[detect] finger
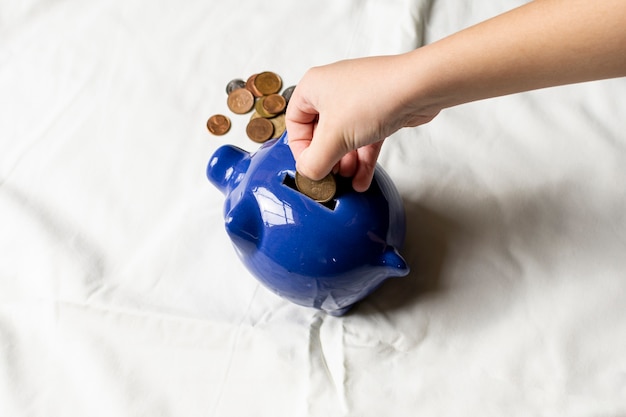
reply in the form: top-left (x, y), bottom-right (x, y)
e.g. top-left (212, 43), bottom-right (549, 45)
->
top-left (288, 129), bottom-right (313, 162)
top-left (352, 141), bottom-right (384, 192)
top-left (295, 117), bottom-right (350, 180)
top-left (285, 88), bottom-right (318, 160)
top-left (337, 150), bottom-right (358, 179)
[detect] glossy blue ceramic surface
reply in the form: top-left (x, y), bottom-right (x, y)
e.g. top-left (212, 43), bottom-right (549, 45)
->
top-left (207, 131), bottom-right (409, 315)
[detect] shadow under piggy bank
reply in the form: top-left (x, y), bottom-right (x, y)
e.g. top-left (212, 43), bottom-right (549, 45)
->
top-left (207, 132), bottom-right (409, 316)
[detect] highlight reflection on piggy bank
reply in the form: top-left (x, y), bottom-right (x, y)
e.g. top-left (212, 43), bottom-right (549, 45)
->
top-left (207, 132), bottom-right (409, 316)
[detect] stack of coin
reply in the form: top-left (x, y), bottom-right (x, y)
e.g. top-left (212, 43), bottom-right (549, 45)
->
top-left (206, 71), bottom-right (296, 144)
top-left (205, 73), bottom-right (339, 202)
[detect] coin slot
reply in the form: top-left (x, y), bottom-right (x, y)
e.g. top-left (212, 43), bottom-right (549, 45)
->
top-left (282, 173), bottom-right (337, 210)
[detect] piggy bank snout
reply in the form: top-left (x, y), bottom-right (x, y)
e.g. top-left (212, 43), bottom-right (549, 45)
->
top-left (207, 145), bottom-right (250, 194)
top-left (224, 196), bottom-right (262, 246)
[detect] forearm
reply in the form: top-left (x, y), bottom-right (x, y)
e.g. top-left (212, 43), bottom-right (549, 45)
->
top-left (285, 0), bottom-right (625, 190)
top-left (406, 0), bottom-right (626, 113)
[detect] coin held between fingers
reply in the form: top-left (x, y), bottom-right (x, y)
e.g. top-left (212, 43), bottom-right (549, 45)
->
top-left (295, 171), bottom-right (337, 203)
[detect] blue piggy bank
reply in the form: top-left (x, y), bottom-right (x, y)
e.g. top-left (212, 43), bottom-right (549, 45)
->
top-left (207, 132), bottom-right (409, 316)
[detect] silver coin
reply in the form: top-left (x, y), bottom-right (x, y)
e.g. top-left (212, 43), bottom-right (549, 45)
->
top-left (226, 78), bottom-right (246, 95)
top-left (281, 85), bottom-right (296, 104)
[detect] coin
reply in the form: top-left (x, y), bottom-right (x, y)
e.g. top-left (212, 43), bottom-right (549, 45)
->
top-left (281, 85), bottom-right (296, 104)
top-left (255, 96), bottom-right (275, 118)
top-left (246, 73), bottom-right (263, 97)
top-left (246, 117), bottom-right (274, 143)
top-left (227, 88), bottom-right (254, 114)
top-left (254, 71), bottom-right (282, 95)
top-left (295, 171), bottom-right (336, 203)
top-left (226, 78), bottom-right (246, 95)
top-left (262, 93), bottom-right (286, 114)
top-left (207, 72), bottom-right (288, 141)
top-left (269, 113), bottom-right (286, 138)
top-left (206, 114), bottom-right (231, 135)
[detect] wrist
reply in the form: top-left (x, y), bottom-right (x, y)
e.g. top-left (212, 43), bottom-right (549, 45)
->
top-left (390, 49), bottom-right (451, 127)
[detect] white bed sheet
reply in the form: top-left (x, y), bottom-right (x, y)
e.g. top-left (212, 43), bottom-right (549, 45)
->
top-left (2, 0), bottom-right (626, 416)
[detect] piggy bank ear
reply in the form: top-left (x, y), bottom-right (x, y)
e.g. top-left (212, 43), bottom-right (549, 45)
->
top-left (207, 145), bottom-right (250, 194)
top-left (376, 246), bottom-right (410, 277)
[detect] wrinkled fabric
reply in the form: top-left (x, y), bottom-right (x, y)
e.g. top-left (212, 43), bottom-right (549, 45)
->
top-left (1, 0), bottom-right (626, 416)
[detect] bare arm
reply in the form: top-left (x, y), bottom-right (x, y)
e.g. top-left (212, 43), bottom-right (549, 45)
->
top-left (286, 0), bottom-right (626, 191)
top-left (413, 0), bottom-right (626, 111)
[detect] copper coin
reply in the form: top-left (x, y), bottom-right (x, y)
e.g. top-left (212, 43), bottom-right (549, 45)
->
top-left (254, 71), bottom-right (282, 95)
top-left (295, 171), bottom-right (336, 203)
top-left (226, 78), bottom-right (246, 95)
top-left (254, 96), bottom-right (275, 118)
top-left (246, 117), bottom-right (274, 143)
top-left (281, 85), bottom-right (296, 104)
top-left (246, 73), bottom-right (263, 97)
top-left (206, 114), bottom-right (231, 135)
top-left (227, 88), bottom-right (254, 114)
top-left (262, 93), bottom-right (286, 114)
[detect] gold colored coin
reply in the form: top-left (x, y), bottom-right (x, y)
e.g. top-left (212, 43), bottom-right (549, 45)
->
top-left (262, 93), bottom-right (286, 114)
top-left (206, 114), bottom-right (231, 135)
top-left (270, 113), bottom-right (286, 139)
top-left (254, 96), bottom-right (275, 118)
top-left (295, 171), bottom-right (336, 203)
top-left (254, 71), bottom-right (282, 95)
top-left (246, 73), bottom-right (263, 97)
top-left (227, 88), bottom-right (254, 114)
top-left (246, 117), bottom-right (274, 143)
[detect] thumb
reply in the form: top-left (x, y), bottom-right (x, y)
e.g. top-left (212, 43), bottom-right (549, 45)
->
top-left (295, 121), bottom-right (349, 181)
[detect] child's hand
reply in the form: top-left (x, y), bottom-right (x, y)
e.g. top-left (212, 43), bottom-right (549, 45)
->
top-left (285, 55), bottom-right (439, 192)
top-left (286, 0), bottom-right (626, 193)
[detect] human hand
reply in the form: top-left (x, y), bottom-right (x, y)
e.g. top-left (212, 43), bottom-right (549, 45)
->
top-left (285, 55), bottom-right (440, 192)
top-left (288, 0), bottom-right (626, 193)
